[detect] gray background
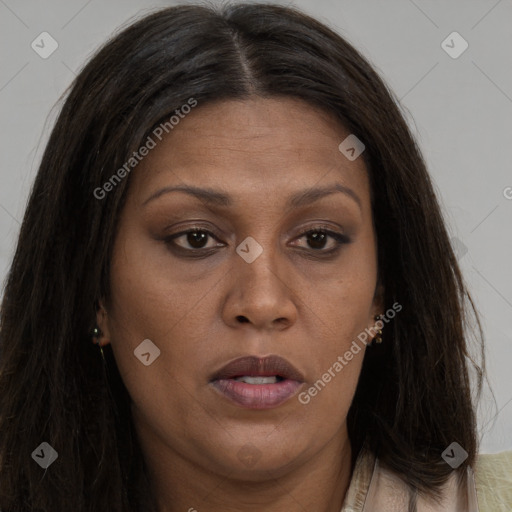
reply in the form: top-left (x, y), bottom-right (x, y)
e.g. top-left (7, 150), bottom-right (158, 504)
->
top-left (0, 0), bottom-right (511, 452)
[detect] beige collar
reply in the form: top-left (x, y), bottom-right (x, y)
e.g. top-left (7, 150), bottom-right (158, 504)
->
top-left (340, 446), bottom-right (479, 511)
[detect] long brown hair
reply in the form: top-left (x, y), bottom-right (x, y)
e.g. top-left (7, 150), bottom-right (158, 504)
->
top-left (0, 2), bottom-right (487, 510)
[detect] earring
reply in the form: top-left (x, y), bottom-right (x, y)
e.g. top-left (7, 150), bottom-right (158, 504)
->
top-left (371, 314), bottom-right (384, 345)
top-left (91, 325), bottom-right (107, 363)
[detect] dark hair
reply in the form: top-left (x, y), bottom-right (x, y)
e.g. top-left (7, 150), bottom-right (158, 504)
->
top-left (0, 2), bottom-right (488, 510)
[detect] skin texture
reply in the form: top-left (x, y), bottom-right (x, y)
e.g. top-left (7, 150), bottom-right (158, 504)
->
top-left (96, 96), bottom-right (384, 512)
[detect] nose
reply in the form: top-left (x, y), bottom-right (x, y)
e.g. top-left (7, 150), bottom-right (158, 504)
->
top-left (222, 240), bottom-right (298, 332)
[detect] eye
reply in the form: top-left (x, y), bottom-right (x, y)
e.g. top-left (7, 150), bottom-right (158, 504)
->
top-left (163, 225), bottom-right (350, 256)
top-left (293, 227), bottom-right (350, 252)
top-left (165, 228), bottom-right (223, 252)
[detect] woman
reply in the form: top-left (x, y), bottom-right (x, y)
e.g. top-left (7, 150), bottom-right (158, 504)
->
top-left (0, 3), bottom-right (510, 511)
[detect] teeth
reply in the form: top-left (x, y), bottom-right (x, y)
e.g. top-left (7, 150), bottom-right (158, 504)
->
top-left (234, 376), bottom-right (278, 384)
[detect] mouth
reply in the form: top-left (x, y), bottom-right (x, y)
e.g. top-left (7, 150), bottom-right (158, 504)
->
top-left (209, 355), bottom-right (304, 410)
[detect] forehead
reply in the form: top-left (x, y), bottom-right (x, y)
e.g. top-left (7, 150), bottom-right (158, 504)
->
top-left (127, 96), bottom-right (370, 210)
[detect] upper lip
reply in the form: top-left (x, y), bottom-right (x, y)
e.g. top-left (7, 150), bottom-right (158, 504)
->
top-left (209, 355), bottom-right (305, 382)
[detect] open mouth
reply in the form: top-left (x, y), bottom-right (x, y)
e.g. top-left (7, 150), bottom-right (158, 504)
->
top-left (232, 375), bottom-right (285, 384)
top-left (209, 355), bottom-right (304, 409)
top-left (210, 376), bottom-right (302, 409)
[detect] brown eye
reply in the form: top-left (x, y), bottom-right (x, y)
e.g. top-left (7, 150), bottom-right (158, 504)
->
top-left (295, 228), bottom-right (350, 252)
top-left (166, 229), bottom-right (222, 251)
top-left (305, 231), bottom-right (329, 250)
top-left (182, 230), bottom-right (209, 249)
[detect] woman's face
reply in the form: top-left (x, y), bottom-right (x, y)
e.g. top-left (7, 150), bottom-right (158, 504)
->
top-left (97, 96), bottom-right (383, 480)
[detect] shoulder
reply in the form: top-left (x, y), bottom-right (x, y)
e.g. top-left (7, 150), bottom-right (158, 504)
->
top-left (473, 450), bottom-right (512, 511)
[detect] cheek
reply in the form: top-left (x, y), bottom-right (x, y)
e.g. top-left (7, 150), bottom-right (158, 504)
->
top-left (106, 256), bottom-right (206, 443)
top-left (106, 233), bottom-right (217, 404)
top-left (295, 346), bottom-right (364, 444)
top-left (297, 249), bottom-right (376, 409)
top-left (311, 260), bottom-right (377, 348)
top-left (107, 230), bottom-right (197, 345)
top-left (328, 232), bottom-right (378, 331)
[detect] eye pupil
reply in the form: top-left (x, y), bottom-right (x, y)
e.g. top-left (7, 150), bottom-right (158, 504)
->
top-left (187, 231), bottom-right (208, 248)
top-left (308, 232), bottom-right (327, 249)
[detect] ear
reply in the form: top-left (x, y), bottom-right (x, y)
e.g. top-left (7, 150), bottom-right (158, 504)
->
top-left (95, 298), bottom-right (112, 347)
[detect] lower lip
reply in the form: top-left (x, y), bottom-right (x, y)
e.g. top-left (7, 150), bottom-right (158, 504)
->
top-left (210, 378), bottom-right (303, 409)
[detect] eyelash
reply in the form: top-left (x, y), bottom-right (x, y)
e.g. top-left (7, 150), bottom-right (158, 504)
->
top-left (164, 225), bottom-right (350, 257)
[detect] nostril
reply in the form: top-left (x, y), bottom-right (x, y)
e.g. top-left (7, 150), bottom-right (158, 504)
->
top-left (236, 316), bottom-right (249, 323)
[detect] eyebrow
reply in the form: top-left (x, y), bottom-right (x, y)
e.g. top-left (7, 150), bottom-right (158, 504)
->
top-left (142, 183), bottom-right (362, 211)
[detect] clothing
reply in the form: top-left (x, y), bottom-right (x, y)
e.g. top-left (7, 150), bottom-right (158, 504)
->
top-left (340, 446), bottom-right (512, 511)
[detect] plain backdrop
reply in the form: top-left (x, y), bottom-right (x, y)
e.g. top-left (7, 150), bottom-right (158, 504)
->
top-left (0, 0), bottom-right (511, 452)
